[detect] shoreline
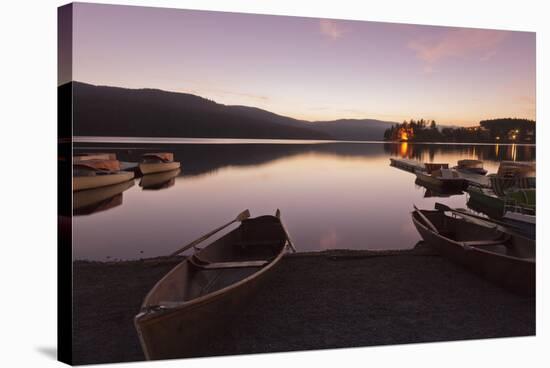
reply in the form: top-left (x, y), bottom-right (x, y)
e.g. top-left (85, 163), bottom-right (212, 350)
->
top-left (73, 245), bottom-right (535, 365)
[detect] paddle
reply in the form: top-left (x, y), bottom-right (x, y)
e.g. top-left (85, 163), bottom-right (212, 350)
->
top-left (276, 209), bottom-right (297, 253)
top-left (434, 202), bottom-right (515, 234)
top-left (413, 204), bottom-right (439, 234)
top-left (169, 209), bottom-right (251, 256)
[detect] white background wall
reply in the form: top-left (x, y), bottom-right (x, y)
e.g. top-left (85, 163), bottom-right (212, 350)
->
top-left (0, 0), bottom-right (547, 367)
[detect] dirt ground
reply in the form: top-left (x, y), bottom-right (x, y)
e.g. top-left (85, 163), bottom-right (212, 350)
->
top-left (72, 245), bottom-right (535, 365)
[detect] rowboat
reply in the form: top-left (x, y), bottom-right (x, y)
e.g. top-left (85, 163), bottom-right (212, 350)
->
top-left (139, 152), bottom-right (181, 175)
top-left (415, 177), bottom-right (463, 198)
top-left (73, 159), bottom-right (134, 191)
top-left (139, 168), bottom-right (180, 190)
top-left (135, 209), bottom-right (296, 360)
top-left (453, 159), bottom-right (487, 175)
top-left (73, 180), bottom-right (134, 215)
top-left (411, 205), bottom-right (535, 295)
top-left (467, 185), bottom-right (535, 218)
top-left (496, 161), bottom-right (535, 178)
top-left (415, 167), bottom-right (466, 192)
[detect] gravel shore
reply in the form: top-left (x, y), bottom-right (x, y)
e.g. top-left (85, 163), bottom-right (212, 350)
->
top-left (73, 245), bottom-right (535, 365)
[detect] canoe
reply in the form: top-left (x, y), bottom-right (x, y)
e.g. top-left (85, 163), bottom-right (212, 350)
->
top-left (135, 210), bottom-right (293, 360)
top-left (415, 168), bottom-right (466, 192)
top-left (73, 180), bottom-right (134, 215)
top-left (139, 152), bottom-right (181, 175)
top-left (411, 207), bottom-right (535, 295)
top-left (139, 168), bottom-right (180, 190)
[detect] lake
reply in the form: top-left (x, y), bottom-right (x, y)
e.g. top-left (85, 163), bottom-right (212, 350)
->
top-left (72, 139), bottom-right (535, 260)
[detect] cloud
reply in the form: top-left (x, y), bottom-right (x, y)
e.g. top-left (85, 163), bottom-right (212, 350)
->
top-left (319, 19), bottom-right (346, 40)
top-left (408, 28), bottom-right (507, 64)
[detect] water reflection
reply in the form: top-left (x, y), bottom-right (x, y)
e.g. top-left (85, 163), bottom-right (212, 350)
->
top-left (140, 169), bottom-right (181, 190)
top-left (72, 142), bottom-right (535, 260)
top-left (73, 180), bottom-right (134, 216)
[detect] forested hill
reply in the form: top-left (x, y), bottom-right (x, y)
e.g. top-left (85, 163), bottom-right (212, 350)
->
top-left (65, 82), bottom-right (397, 141)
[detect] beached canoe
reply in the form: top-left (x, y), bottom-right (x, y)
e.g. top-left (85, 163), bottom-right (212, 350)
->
top-left (73, 159), bottom-right (134, 191)
top-left (139, 152), bottom-right (181, 175)
top-left (135, 210), bottom-right (294, 360)
top-left (415, 168), bottom-right (466, 192)
top-left (411, 206), bottom-right (535, 295)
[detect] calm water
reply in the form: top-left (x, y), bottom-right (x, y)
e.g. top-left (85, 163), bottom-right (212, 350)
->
top-left (72, 139), bottom-right (535, 260)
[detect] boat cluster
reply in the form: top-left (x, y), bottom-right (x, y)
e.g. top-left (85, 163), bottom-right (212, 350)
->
top-left (72, 152), bottom-right (181, 215)
top-left (390, 157), bottom-right (536, 296)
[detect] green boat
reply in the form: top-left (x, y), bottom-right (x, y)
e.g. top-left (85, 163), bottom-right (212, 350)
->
top-left (467, 185), bottom-right (535, 218)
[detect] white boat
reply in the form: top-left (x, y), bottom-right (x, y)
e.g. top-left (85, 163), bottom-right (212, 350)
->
top-left (139, 152), bottom-right (181, 175)
top-left (73, 180), bottom-right (134, 215)
top-left (73, 159), bottom-right (134, 191)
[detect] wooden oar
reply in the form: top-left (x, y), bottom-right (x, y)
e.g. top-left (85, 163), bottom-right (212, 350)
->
top-left (413, 204), bottom-right (439, 234)
top-left (169, 209), bottom-right (251, 256)
top-left (276, 209), bottom-right (297, 252)
top-left (434, 202), bottom-right (514, 234)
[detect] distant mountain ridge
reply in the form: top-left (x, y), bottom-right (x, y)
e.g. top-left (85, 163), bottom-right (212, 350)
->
top-left (66, 82), bottom-right (398, 141)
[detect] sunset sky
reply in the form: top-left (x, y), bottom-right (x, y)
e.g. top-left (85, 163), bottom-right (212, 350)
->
top-left (71, 3), bottom-right (535, 126)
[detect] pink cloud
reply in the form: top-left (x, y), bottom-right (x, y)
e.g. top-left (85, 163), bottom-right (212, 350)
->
top-left (319, 19), bottom-right (346, 40)
top-left (408, 29), bottom-right (508, 64)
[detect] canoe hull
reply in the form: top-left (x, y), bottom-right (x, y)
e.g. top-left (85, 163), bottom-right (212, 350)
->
top-left (135, 257), bottom-right (280, 360)
top-left (73, 171), bottom-right (134, 191)
top-left (135, 214), bottom-right (289, 360)
top-left (412, 210), bottom-right (535, 295)
top-left (139, 162), bottom-right (181, 175)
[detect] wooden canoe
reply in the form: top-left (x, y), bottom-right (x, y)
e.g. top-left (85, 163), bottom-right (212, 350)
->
top-left (134, 211), bottom-right (293, 360)
top-left (411, 207), bottom-right (535, 295)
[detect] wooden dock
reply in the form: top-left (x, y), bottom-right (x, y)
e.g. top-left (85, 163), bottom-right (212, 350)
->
top-left (389, 158), bottom-right (491, 188)
top-left (389, 158), bottom-right (426, 173)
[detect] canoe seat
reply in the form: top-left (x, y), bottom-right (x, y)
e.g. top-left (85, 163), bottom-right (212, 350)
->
top-left (190, 255), bottom-right (269, 270)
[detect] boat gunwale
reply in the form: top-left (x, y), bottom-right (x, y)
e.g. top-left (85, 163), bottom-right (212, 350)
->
top-left (411, 209), bottom-right (534, 264)
top-left (135, 216), bottom-right (289, 323)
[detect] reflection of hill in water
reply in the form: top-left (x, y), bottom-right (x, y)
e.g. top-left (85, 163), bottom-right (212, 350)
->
top-left (74, 142), bottom-right (535, 178)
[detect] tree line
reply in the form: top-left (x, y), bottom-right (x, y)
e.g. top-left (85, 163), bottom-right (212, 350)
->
top-left (384, 118), bottom-right (535, 143)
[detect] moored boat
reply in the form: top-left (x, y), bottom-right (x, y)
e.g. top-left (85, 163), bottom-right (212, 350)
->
top-left (415, 167), bottom-right (466, 192)
top-left (467, 184), bottom-right (535, 218)
top-left (73, 159), bottom-right (134, 191)
top-left (135, 209), bottom-right (295, 360)
top-left (411, 205), bottom-right (535, 295)
top-left (73, 180), bottom-right (134, 215)
top-left (139, 152), bottom-right (180, 175)
top-left (496, 161), bottom-right (536, 178)
top-left (453, 159), bottom-right (487, 175)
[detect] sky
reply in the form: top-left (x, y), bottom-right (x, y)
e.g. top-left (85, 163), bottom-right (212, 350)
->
top-left (69, 3), bottom-right (536, 126)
